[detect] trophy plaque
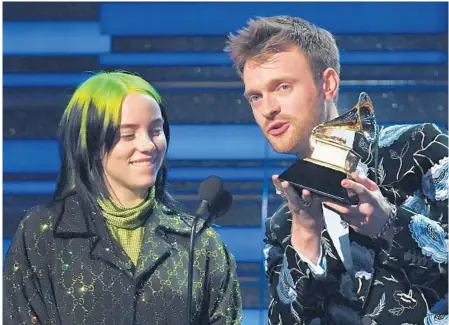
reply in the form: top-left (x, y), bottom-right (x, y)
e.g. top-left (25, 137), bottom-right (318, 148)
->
top-left (278, 92), bottom-right (378, 205)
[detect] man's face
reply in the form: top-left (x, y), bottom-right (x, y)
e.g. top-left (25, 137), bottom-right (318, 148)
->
top-left (242, 48), bottom-right (326, 157)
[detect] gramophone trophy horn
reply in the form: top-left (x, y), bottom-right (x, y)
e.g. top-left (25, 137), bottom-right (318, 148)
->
top-left (279, 92), bottom-right (378, 205)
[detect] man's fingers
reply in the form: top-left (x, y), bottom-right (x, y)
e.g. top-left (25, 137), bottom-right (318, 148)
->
top-left (301, 189), bottom-right (314, 206)
top-left (280, 181), bottom-right (310, 209)
top-left (341, 178), bottom-right (367, 196)
top-left (323, 201), bottom-right (352, 215)
top-left (302, 189), bottom-right (313, 199)
top-left (323, 202), bottom-right (360, 226)
top-left (272, 175), bottom-right (284, 195)
top-left (281, 181), bottom-right (296, 199)
top-left (350, 173), bottom-right (379, 192)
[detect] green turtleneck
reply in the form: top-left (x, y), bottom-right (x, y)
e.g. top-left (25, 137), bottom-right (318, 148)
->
top-left (97, 187), bottom-right (156, 266)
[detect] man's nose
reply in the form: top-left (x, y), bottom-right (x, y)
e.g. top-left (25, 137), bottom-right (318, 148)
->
top-left (261, 95), bottom-right (281, 119)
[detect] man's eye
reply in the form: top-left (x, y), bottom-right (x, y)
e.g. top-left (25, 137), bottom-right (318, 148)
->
top-left (249, 95), bottom-right (261, 103)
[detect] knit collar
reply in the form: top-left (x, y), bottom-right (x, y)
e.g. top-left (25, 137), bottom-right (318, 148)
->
top-left (52, 191), bottom-right (205, 237)
top-left (98, 187), bottom-right (156, 229)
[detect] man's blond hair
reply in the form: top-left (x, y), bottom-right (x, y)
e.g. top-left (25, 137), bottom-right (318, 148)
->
top-left (224, 15), bottom-right (340, 87)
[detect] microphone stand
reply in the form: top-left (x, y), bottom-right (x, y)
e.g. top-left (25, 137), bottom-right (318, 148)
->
top-left (186, 188), bottom-right (230, 325)
top-left (186, 211), bottom-right (215, 325)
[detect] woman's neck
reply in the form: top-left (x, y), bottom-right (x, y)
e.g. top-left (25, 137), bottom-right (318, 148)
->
top-left (109, 187), bottom-right (149, 208)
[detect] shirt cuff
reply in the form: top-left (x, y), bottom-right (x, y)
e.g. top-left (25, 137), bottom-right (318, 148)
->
top-left (293, 244), bottom-right (327, 275)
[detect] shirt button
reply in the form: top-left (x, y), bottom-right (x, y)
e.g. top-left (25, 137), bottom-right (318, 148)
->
top-left (361, 315), bottom-right (372, 325)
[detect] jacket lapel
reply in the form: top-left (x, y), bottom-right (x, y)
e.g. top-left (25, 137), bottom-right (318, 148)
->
top-left (134, 214), bottom-right (173, 280)
top-left (88, 226), bottom-right (135, 278)
top-left (353, 132), bottom-right (374, 164)
top-left (53, 194), bottom-right (136, 277)
top-left (134, 205), bottom-right (204, 280)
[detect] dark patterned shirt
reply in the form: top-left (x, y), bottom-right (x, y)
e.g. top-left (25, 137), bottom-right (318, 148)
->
top-left (265, 123), bottom-right (448, 325)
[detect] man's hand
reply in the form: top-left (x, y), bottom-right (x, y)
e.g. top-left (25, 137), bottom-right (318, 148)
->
top-left (323, 172), bottom-right (394, 239)
top-left (272, 175), bottom-right (325, 264)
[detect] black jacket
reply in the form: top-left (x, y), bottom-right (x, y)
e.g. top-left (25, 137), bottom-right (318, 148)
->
top-left (265, 123), bottom-right (448, 325)
top-left (4, 194), bottom-right (243, 325)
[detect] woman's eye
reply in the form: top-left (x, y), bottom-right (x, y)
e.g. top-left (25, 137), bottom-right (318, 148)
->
top-left (121, 134), bottom-right (135, 140)
top-left (152, 129), bottom-right (163, 136)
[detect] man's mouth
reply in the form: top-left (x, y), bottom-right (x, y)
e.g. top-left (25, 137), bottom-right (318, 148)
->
top-left (267, 122), bottom-right (290, 136)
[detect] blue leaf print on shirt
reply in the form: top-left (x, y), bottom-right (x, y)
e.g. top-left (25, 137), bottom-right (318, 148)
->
top-left (276, 253), bottom-right (298, 305)
top-left (409, 214), bottom-right (448, 264)
top-left (422, 157), bottom-right (448, 202)
top-left (424, 294), bottom-right (448, 325)
top-left (378, 124), bottom-right (419, 148)
top-left (401, 194), bottom-right (429, 216)
top-left (351, 242), bottom-right (375, 275)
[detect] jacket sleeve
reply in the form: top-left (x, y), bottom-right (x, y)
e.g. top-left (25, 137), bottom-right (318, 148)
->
top-left (264, 205), bottom-right (335, 325)
top-left (3, 211), bottom-right (54, 325)
top-left (205, 229), bottom-right (243, 325)
top-left (387, 123), bottom-right (448, 273)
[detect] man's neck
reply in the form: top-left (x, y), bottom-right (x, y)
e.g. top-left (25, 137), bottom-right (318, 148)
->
top-left (295, 147), bottom-right (312, 160)
top-left (327, 101), bottom-right (339, 121)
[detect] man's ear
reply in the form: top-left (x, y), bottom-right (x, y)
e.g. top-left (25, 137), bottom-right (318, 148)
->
top-left (321, 68), bottom-right (339, 102)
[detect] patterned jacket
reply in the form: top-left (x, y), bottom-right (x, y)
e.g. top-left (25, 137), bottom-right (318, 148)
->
top-left (265, 123), bottom-right (448, 325)
top-left (4, 194), bottom-right (243, 325)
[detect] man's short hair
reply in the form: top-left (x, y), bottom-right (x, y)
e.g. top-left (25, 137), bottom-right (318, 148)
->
top-left (224, 15), bottom-right (340, 86)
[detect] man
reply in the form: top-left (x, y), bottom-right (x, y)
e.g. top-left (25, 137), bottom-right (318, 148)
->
top-left (225, 16), bottom-right (448, 324)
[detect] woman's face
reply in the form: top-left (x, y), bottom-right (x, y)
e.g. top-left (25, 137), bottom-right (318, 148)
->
top-left (102, 93), bottom-right (167, 204)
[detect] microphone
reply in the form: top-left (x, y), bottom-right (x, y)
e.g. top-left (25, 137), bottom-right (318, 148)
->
top-left (186, 176), bottom-right (224, 325)
top-left (194, 175), bottom-right (224, 218)
top-left (203, 189), bottom-right (233, 229)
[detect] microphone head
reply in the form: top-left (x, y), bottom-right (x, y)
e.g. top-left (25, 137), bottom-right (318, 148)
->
top-left (198, 176), bottom-right (224, 204)
top-left (209, 189), bottom-right (233, 218)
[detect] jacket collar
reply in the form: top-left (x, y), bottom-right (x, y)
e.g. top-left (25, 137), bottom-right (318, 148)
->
top-left (53, 194), bottom-right (206, 238)
top-left (155, 204), bottom-right (206, 236)
top-left (53, 194), bottom-right (206, 279)
top-left (53, 194), bottom-right (93, 236)
top-left (353, 132), bottom-right (375, 165)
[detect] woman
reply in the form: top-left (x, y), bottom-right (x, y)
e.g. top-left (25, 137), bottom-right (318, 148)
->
top-left (4, 71), bottom-right (243, 325)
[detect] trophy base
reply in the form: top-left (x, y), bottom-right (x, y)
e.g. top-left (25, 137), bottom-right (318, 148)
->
top-left (278, 159), bottom-right (358, 206)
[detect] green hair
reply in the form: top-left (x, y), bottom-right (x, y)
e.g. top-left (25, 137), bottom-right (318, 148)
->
top-left (64, 71), bottom-right (162, 149)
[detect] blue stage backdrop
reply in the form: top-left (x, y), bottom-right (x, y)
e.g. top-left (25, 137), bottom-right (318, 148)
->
top-left (3, 2), bottom-right (447, 324)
